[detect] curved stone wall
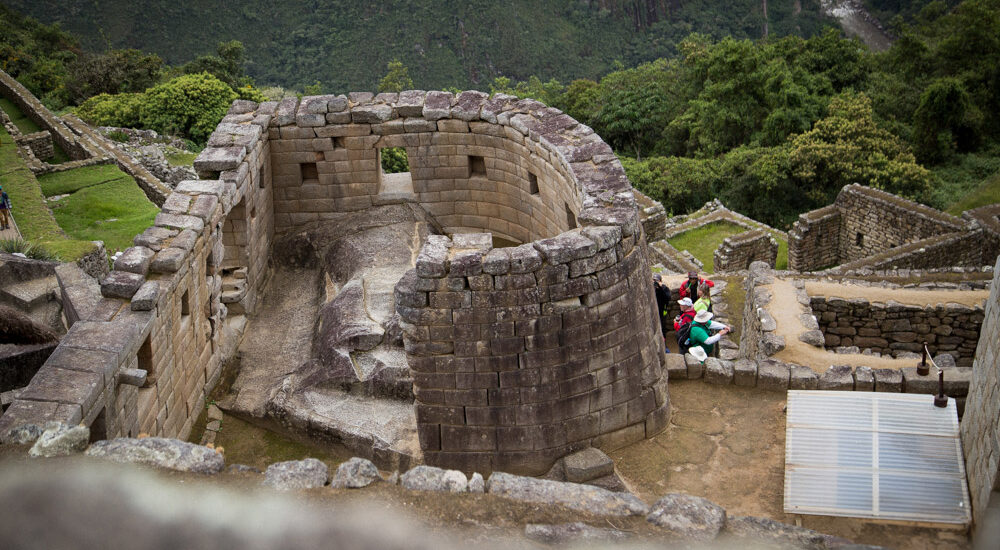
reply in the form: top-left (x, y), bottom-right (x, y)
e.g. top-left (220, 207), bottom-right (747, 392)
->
top-left (1, 91), bottom-right (667, 477)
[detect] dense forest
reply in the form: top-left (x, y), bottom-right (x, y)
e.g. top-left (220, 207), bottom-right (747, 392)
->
top-left (2, 0), bottom-right (832, 92)
top-left (1, 0), bottom-right (998, 230)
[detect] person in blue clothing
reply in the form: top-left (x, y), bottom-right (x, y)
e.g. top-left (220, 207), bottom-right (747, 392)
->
top-left (0, 185), bottom-right (11, 230)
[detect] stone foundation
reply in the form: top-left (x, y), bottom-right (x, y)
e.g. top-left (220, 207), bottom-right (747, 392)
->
top-left (714, 229), bottom-right (778, 272)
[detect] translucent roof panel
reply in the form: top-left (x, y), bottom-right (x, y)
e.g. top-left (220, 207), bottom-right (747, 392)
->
top-left (784, 390), bottom-right (970, 526)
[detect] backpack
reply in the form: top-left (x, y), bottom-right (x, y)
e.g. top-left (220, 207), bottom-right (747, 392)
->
top-left (676, 322), bottom-right (693, 349)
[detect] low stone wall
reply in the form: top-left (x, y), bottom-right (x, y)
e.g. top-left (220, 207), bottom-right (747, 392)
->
top-left (75, 241), bottom-right (109, 281)
top-left (810, 295), bottom-right (983, 366)
top-left (20, 131), bottom-right (52, 161)
top-left (714, 229), bottom-right (777, 272)
top-left (961, 255), bottom-right (1000, 528)
top-left (788, 204), bottom-right (840, 271)
top-left (964, 203), bottom-right (1000, 264)
top-left (632, 188), bottom-right (667, 242)
top-left (0, 68), bottom-right (86, 160)
top-left (739, 262), bottom-right (785, 361)
top-left (829, 229), bottom-right (985, 273)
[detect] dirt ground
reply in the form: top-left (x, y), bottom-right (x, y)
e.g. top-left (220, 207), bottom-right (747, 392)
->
top-left (769, 278), bottom-right (988, 371)
top-left (612, 380), bottom-right (970, 549)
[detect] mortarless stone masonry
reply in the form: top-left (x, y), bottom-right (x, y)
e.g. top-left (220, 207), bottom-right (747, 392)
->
top-left (714, 229), bottom-right (778, 272)
top-left (0, 91), bottom-right (668, 476)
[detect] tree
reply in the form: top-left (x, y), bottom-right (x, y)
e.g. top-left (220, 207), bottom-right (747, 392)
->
top-left (913, 77), bottom-right (974, 163)
top-left (182, 40), bottom-right (252, 91)
top-left (140, 73), bottom-right (237, 143)
top-left (66, 49), bottom-right (163, 104)
top-left (378, 59), bottom-right (413, 93)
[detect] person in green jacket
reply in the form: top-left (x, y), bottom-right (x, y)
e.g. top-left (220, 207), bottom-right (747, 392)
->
top-left (688, 310), bottom-right (730, 355)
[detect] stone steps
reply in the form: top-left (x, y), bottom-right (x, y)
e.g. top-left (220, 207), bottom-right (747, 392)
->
top-left (0, 276), bottom-right (57, 309)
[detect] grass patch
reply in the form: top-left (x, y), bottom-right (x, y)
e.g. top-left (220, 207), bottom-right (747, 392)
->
top-left (165, 149), bottom-right (197, 167)
top-left (38, 164), bottom-right (132, 196)
top-left (0, 97), bottom-right (40, 134)
top-left (668, 221), bottom-right (788, 272)
top-left (0, 237), bottom-right (57, 261)
top-left (946, 170), bottom-right (1000, 215)
top-left (47, 175), bottom-right (158, 253)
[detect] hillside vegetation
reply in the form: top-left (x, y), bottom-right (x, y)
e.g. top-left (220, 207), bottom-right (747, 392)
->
top-left (4, 0), bottom-right (831, 92)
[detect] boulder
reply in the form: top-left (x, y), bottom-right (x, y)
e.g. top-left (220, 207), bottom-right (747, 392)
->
top-left (563, 447), bottom-right (614, 483)
top-left (468, 472), bottom-right (485, 493)
top-left (29, 422), bottom-right (89, 458)
top-left (263, 458), bottom-right (328, 490)
top-left (524, 523), bottom-right (631, 544)
top-left (646, 493), bottom-right (726, 541)
top-left (331, 457), bottom-right (380, 488)
top-left (487, 472), bottom-right (648, 517)
top-left (86, 438), bottom-right (224, 474)
top-left (400, 465), bottom-right (467, 493)
top-left (798, 330), bottom-right (826, 348)
top-left (724, 515), bottom-right (852, 549)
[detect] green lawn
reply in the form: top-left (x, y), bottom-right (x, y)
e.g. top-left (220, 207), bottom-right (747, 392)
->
top-left (668, 221), bottom-right (789, 272)
top-left (47, 174), bottom-right (159, 253)
top-left (0, 126), bottom-right (94, 260)
top-left (0, 97), bottom-right (71, 164)
top-left (165, 149), bottom-right (197, 167)
top-left (38, 164), bottom-right (133, 196)
top-left (946, 171), bottom-right (1000, 215)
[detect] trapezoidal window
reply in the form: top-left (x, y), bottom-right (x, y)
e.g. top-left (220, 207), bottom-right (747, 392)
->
top-left (565, 203), bottom-right (577, 230)
top-left (138, 334), bottom-right (155, 387)
top-left (528, 172), bottom-right (539, 195)
top-left (378, 147), bottom-right (413, 196)
top-left (468, 155), bottom-right (486, 177)
top-left (258, 162), bottom-right (267, 188)
top-left (856, 232), bottom-right (864, 247)
top-left (300, 162), bottom-right (318, 182)
top-left (181, 289), bottom-right (191, 316)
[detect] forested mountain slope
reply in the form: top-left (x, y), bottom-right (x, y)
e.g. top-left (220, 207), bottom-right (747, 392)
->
top-left (2, 0), bottom-right (832, 91)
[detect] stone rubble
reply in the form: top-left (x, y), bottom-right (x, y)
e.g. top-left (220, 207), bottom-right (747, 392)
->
top-left (263, 458), bottom-right (328, 490)
top-left (85, 437), bottom-right (225, 474)
top-left (28, 422), bottom-right (90, 458)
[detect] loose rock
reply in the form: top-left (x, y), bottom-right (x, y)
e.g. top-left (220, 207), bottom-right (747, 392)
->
top-left (264, 458), bottom-right (328, 490)
top-left (401, 465), bottom-right (467, 492)
top-left (562, 447), bottom-right (614, 483)
top-left (646, 493), bottom-right (726, 540)
top-left (468, 472), bottom-right (485, 493)
top-left (524, 522), bottom-right (631, 544)
top-left (487, 472), bottom-right (648, 517)
top-left (332, 457), bottom-right (380, 488)
top-left (86, 437), bottom-right (225, 474)
top-left (29, 422), bottom-right (89, 458)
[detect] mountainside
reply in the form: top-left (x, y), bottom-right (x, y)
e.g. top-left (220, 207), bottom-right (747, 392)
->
top-left (3, 0), bottom-right (832, 92)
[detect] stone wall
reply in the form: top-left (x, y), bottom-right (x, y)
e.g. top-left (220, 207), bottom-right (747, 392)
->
top-left (632, 188), bottom-right (667, 242)
top-left (961, 255), bottom-right (1000, 527)
top-left (0, 100), bottom-right (274, 442)
top-left (810, 296), bottom-right (983, 367)
top-left (788, 205), bottom-right (841, 272)
top-left (714, 229), bottom-right (778, 272)
top-left (0, 69), bottom-right (86, 160)
top-left (789, 184), bottom-right (988, 272)
top-left (21, 131), bottom-right (53, 161)
top-left (964, 204), bottom-right (1000, 265)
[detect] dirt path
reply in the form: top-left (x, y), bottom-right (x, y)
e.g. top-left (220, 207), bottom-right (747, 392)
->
top-left (768, 278), bottom-right (988, 371)
top-left (804, 281), bottom-right (989, 307)
top-left (226, 267), bottom-right (323, 416)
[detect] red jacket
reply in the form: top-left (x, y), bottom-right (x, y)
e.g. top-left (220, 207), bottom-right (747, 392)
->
top-left (673, 309), bottom-right (696, 331)
top-left (678, 277), bottom-right (714, 300)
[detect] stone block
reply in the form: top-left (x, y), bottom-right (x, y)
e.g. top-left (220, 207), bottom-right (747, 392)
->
top-left (150, 248), bottom-right (187, 274)
top-left (113, 246), bottom-right (155, 275)
top-left (423, 91), bottom-right (453, 120)
top-left (665, 353), bottom-right (687, 379)
top-left (19, 367), bottom-right (103, 413)
top-left (873, 368), bottom-right (903, 392)
top-left (154, 213), bottom-right (205, 233)
top-left (134, 226), bottom-right (179, 252)
top-left (534, 232), bottom-right (597, 265)
top-left (756, 360), bottom-right (789, 392)
top-left (101, 270), bottom-right (145, 299)
top-left (451, 90), bottom-right (488, 121)
top-left (563, 447), bottom-right (614, 483)
top-left (352, 103), bottom-right (393, 123)
top-left (193, 146), bottom-right (246, 172)
top-left (733, 359), bottom-right (757, 387)
top-left (760, 333), bottom-right (785, 356)
top-left (396, 90), bottom-right (426, 117)
top-left (131, 280), bottom-right (160, 311)
top-left (508, 243), bottom-right (542, 273)
top-left (685, 352), bottom-right (704, 379)
top-left (854, 366), bottom-right (874, 391)
top-left (819, 365), bottom-right (854, 391)
top-left (789, 365), bottom-right (818, 390)
top-left (704, 358), bottom-right (734, 385)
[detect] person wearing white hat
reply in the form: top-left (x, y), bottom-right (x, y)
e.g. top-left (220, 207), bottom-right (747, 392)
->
top-left (688, 310), bottom-right (731, 356)
top-left (673, 297), bottom-right (697, 354)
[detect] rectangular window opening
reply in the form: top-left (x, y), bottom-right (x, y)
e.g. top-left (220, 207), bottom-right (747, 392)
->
top-left (138, 334), bottom-right (154, 387)
top-left (89, 407), bottom-right (107, 443)
top-left (528, 172), bottom-right (539, 195)
top-left (566, 203), bottom-right (577, 230)
top-left (300, 162), bottom-right (318, 182)
top-left (468, 155), bottom-right (486, 177)
top-left (258, 163), bottom-right (266, 189)
top-left (856, 232), bottom-right (864, 247)
top-left (333, 137), bottom-right (346, 149)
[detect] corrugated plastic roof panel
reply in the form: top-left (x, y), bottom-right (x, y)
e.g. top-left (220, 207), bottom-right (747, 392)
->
top-left (784, 390), bottom-right (970, 526)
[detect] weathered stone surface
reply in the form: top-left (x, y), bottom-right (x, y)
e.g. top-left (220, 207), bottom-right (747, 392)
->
top-left (704, 358), bottom-right (734, 385)
top-left (873, 368), bottom-right (903, 392)
top-left (331, 457), bottom-right (380, 488)
top-left (117, 368), bottom-right (147, 386)
top-left (789, 365), bottom-right (819, 390)
top-left (563, 447), bottom-right (614, 483)
top-left (469, 472), bottom-right (485, 493)
top-left (756, 360), bottom-right (790, 391)
top-left (799, 330), bottom-right (826, 347)
top-left (733, 359), bottom-right (757, 387)
top-left (665, 353), bottom-right (688, 379)
top-left (130, 280), bottom-right (160, 311)
top-left (524, 523), bottom-right (631, 545)
top-left (86, 438), bottom-right (224, 474)
top-left (100, 270), bottom-right (145, 299)
top-left (422, 91), bottom-right (453, 120)
top-left (854, 366), bottom-right (875, 391)
top-left (725, 515), bottom-right (851, 550)
top-left (113, 247), bottom-right (155, 275)
top-left (761, 333), bottom-right (786, 356)
top-left (28, 422), bottom-right (89, 457)
top-left (487, 472), bottom-right (648, 516)
top-left (6, 424), bottom-right (43, 444)
top-left (264, 458), bottom-right (328, 490)
top-left (352, 103), bottom-right (393, 123)
top-left (401, 465), bottom-right (467, 492)
top-left (193, 146), bottom-right (246, 172)
top-left (149, 247), bottom-right (187, 273)
top-left (685, 352), bottom-right (704, 379)
top-left (646, 493), bottom-right (726, 541)
top-left (134, 226), bottom-right (179, 251)
top-left (396, 90), bottom-right (426, 117)
top-left (819, 365), bottom-right (854, 391)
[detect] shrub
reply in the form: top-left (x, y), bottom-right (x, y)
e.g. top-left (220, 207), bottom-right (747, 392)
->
top-left (0, 238), bottom-right (57, 261)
